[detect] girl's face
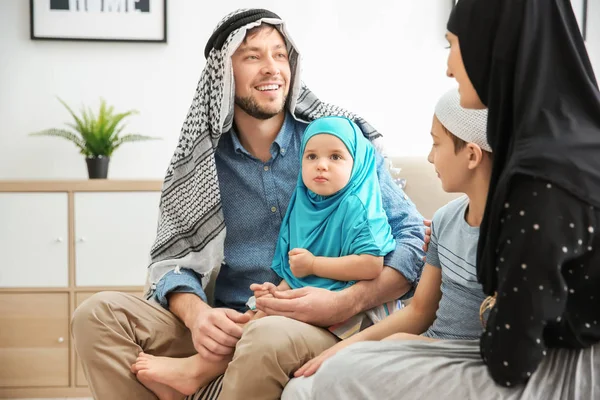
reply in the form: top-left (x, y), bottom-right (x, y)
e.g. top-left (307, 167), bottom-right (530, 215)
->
top-left (302, 134), bottom-right (353, 196)
top-left (446, 32), bottom-right (486, 110)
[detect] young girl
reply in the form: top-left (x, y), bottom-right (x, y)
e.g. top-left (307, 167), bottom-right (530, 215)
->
top-left (251, 115), bottom-right (398, 338)
top-left (131, 115), bottom-right (398, 399)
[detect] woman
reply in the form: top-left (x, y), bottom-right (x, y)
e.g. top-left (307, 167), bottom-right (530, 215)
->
top-left (282, 1), bottom-right (600, 398)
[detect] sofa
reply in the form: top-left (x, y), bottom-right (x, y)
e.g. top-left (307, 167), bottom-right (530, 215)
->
top-left (390, 156), bottom-right (462, 220)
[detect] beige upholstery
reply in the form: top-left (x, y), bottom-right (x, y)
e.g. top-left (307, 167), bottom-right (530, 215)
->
top-left (390, 156), bottom-right (462, 220)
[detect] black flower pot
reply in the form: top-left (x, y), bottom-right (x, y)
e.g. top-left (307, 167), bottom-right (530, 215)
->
top-left (86, 156), bottom-right (110, 179)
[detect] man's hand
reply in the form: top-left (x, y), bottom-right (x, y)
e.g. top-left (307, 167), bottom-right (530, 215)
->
top-left (169, 293), bottom-right (250, 362)
top-left (255, 285), bottom-right (348, 326)
top-left (188, 307), bottom-right (251, 361)
top-left (422, 219), bottom-right (431, 260)
top-left (288, 248), bottom-right (316, 278)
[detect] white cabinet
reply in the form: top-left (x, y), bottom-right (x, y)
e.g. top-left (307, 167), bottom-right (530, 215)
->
top-left (74, 192), bottom-right (161, 287)
top-left (0, 193), bottom-right (69, 287)
top-left (0, 180), bottom-right (162, 398)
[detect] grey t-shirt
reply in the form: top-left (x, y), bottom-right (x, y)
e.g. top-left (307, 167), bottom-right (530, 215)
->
top-left (422, 195), bottom-right (487, 340)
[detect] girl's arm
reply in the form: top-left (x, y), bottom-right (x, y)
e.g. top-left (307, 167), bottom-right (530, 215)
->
top-left (289, 248), bottom-right (383, 281)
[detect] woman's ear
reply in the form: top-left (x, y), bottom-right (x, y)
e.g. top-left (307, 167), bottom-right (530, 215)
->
top-left (466, 143), bottom-right (484, 170)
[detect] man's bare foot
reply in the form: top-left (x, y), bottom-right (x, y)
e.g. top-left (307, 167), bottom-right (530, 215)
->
top-left (136, 369), bottom-right (185, 400)
top-left (132, 352), bottom-right (230, 396)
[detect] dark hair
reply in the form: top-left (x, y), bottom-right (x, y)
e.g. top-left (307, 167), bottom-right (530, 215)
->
top-left (440, 124), bottom-right (492, 158)
top-left (440, 124), bottom-right (468, 153)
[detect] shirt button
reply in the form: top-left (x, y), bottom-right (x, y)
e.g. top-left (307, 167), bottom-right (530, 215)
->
top-left (271, 206), bottom-right (277, 213)
top-left (281, 148), bottom-right (286, 154)
top-left (264, 166), bottom-right (269, 171)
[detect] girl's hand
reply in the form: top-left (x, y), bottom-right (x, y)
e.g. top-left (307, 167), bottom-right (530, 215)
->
top-left (288, 248), bottom-right (316, 278)
top-left (250, 282), bottom-right (278, 298)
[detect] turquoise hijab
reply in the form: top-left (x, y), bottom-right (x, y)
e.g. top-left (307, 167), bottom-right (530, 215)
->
top-left (271, 116), bottom-right (396, 291)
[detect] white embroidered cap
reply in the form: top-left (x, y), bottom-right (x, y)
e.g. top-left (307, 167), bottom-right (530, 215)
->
top-left (434, 88), bottom-right (491, 152)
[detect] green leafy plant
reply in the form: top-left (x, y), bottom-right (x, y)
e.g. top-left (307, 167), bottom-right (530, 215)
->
top-left (30, 98), bottom-right (159, 158)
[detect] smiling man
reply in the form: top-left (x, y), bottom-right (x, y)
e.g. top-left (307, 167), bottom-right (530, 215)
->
top-left (71, 9), bottom-right (425, 400)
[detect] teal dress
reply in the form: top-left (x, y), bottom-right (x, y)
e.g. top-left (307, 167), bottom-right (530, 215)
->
top-left (271, 116), bottom-right (395, 291)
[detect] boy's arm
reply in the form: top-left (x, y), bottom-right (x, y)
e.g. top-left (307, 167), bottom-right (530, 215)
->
top-left (346, 263), bottom-right (442, 341)
top-left (294, 263), bottom-right (442, 377)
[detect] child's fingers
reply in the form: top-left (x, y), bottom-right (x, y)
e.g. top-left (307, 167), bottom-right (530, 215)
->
top-left (288, 248), bottom-right (304, 256)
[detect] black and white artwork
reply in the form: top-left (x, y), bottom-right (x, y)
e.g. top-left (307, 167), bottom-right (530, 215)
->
top-left (30, 0), bottom-right (167, 42)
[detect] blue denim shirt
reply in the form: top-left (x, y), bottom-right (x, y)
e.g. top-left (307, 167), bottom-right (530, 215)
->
top-left (155, 113), bottom-right (425, 311)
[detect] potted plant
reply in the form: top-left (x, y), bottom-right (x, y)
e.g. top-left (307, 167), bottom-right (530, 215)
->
top-left (30, 98), bottom-right (159, 179)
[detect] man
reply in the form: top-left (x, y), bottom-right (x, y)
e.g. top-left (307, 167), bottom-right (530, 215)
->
top-left (72, 9), bottom-right (425, 400)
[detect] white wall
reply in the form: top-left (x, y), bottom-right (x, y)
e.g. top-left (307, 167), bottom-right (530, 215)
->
top-left (0, 0), bottom-right (597, 179)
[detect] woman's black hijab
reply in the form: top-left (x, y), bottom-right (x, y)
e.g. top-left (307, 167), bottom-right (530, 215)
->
top-left (448, 0), bottom-right (600, 294)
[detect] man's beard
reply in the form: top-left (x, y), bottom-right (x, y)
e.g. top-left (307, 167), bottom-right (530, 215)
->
top-left (235, 93), bottom-right (288, 120)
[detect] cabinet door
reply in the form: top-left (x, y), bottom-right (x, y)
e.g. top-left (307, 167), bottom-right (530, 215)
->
top-left (74, 192), bottom-right (161, 286)
top-left (0, 293), bottom-right (69, 387)
top-left (0, 193), bottom-right (69, 287)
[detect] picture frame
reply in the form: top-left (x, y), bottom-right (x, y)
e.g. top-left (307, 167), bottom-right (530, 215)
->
top-left (450, 0), bottom-right (587, 40)
top-left (30, 0), bottom-right (167, 43)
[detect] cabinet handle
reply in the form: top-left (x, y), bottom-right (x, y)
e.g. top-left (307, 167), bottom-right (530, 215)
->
top-left (58, 337), bottom-right (65, 343)
top-left (55, 237), bottom-right (64, 243)
top-left (77, 237), bottom-right (87, 243)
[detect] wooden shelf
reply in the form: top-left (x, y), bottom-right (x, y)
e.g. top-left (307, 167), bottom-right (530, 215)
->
top-left (0, 180), bottom-right (162, 192)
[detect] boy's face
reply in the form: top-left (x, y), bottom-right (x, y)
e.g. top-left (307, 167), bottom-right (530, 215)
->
top-left (428, 116), bottom-right (471, 193)
top-left (231, 27), bottom-right (291, 120)
top-left (302, 134), bottom-right (354, 196)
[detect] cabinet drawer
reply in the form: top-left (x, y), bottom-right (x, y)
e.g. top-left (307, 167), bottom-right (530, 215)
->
top-left (0, 293), bottom-right (69, 387)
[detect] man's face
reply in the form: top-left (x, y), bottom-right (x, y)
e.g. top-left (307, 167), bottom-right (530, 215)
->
top-left (302, 134), bottom-right (354, 197)
top-left (231, 27), bottom-right (291, 120)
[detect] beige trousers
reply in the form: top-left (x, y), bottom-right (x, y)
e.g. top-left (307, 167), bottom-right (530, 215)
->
top-left (72, 291), bottom-right (338, 400)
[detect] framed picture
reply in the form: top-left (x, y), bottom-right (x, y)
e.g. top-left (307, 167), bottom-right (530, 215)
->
top-left (30, 0), bottom-right (167, 43)
top-left (450, 0), bottom-right (587, 40)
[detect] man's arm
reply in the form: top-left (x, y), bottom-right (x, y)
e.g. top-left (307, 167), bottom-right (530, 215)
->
top-left (376, 153), bottom-right (426, 294)
top-left (343, 153), bottom-right (427, 314)
top-left (154, 269), bottom-right (250, 362)
top-left (153, 268), bottom-right (208, 310)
